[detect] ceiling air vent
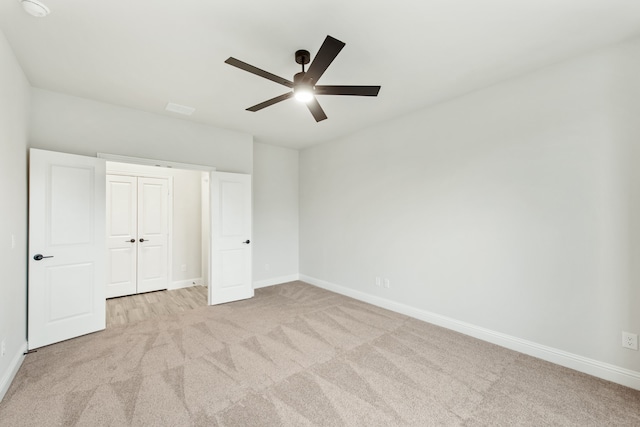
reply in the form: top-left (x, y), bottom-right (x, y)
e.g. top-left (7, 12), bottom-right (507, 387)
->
top-left (165, 102), bottom-right (195, 116)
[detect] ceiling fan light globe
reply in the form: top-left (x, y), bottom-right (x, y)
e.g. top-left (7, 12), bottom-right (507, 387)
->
top-left (294, 89), bottom-right (313, 103)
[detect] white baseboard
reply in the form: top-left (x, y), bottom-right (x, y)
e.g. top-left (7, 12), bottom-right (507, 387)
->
top-left (253, 274), bottom-right (300, 289)
top-left (170, 277), bottom-right (204, 290)
top-left (300, 274), bottom-right (640, 391)
top-left (0, 341), bottom-right (27, 402)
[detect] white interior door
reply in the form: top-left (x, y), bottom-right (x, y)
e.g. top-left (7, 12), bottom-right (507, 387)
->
top-left (137, 177), bottom-right (169, 293)
top-left (209, 171), bottom-right (253, 305)
top-left (29, 149), bottom-right (106, 350)
top-left (105, 175), bottom-right (137, 298)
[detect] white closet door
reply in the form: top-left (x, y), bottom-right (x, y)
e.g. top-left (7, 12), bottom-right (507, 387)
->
top-left (137, 177), bottom-right (169, 293)
top-left (209, 171), bottom-right (253, 305)
top-left (105, 175), bottom-right (138, 298)
top-left (28, 149), bottom-right (106, 349)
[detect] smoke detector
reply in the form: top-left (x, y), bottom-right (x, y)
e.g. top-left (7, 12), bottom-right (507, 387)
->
top-left (20, 0), bottom-right (50, 17)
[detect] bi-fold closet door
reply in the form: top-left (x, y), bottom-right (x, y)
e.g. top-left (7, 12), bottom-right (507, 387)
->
top-left (106, 174), bottom-right (169, 298)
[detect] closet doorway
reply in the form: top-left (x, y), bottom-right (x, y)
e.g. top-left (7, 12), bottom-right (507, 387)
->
top-left (106, 174), bottom-right (170, 298)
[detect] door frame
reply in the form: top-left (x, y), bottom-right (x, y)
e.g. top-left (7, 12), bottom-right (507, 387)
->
top-left (97, 153), bottom-right (215, 171)
top-left (99, 153), bottom-right (217, 296)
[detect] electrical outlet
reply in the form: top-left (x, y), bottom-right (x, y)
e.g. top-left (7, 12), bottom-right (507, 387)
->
top-left (181, 264), bottom-right (187, 272)
top-left (384, 278), bottom-right (390, 289)
top-left (1, 339), bottom-right (5, 357)
top-left (622, 332), bottom-right (638, 350)
top-left (375, 277), bottom-right (381, 287)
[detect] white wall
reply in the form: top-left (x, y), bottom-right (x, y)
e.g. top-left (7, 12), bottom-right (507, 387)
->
top-left (252, 142), bottom-right (299, 287)
top-left (299, 38), bottom-right (640, 381)
top-left (29, 88), bottom-right (253, 173)
top-left (0, 29), bottom-right (30, 400)
top-left (106, 162), bottom-right (204, 288)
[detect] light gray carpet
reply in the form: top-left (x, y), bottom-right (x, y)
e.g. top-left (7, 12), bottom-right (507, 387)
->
top-left (106, 285), bottom-right (208, 327)
top-left (1, 281), bottom-right (639, 426)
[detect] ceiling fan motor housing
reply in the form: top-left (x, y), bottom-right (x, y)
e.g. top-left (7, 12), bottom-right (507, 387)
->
top-left (293, 72), bottom-right (307, 86)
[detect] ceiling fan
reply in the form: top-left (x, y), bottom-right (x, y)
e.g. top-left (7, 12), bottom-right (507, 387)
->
top-left (225, 35), bottom-right (381, 122)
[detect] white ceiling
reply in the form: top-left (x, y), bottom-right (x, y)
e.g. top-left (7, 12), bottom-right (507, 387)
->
top-left (1, 0), bottom-right (640, 149)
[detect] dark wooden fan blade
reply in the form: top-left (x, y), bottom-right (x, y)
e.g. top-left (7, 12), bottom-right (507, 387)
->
top-left (314, 85), bottom-right (381, 96)
top-left (246, 92), bottom-right (294, 112)
top-left (306, 97), bottom-right (328, 122)
top-left (225, 57), bottom-right (293, 88)
top-left (303, 36), bottom-right (345, 85)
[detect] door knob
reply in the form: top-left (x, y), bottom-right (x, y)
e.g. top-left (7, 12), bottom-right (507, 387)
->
top-left (126, 239), bottom-right (135, 243)
top-left (33, 254), bottom-right (54, 261)
top-left (139, 238), bottom-right (149, 242)
top-left (242, 240), bottom-right (250, 244)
